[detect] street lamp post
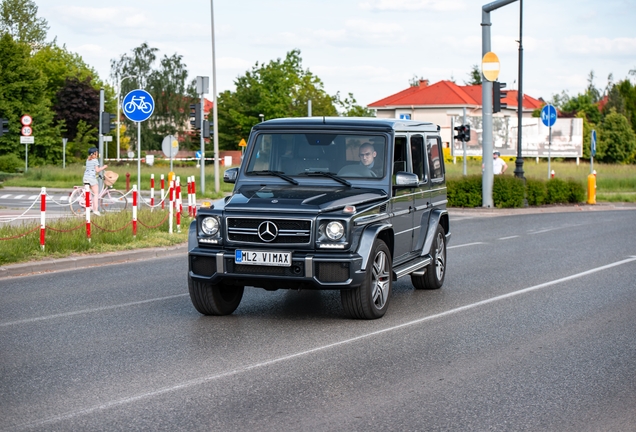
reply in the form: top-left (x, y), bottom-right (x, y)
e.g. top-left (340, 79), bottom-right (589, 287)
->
top-left (116, 75), bottom-right (137, 161)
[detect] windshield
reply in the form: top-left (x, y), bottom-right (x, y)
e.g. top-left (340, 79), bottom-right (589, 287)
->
top-left (245, 132), bottom-right (386, 179)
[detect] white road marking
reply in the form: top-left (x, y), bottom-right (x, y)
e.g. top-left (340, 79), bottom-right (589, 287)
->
top-left (14, 195), bottom-right (24, 199)
top-left (18, 255), bottom-right (636, 429)
top-left (0, 294), bottom-right (188, 328)
top-left (448, 242), bottom-right (485, 249)
top-left (498, 235), bottom-right (519, 240)
top-left (28, 195), bottom-right (37, 200)
top-left (0, 194), bottom-right (10, 199)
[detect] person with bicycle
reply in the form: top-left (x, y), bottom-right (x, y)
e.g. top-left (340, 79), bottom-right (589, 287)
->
top-left (83, 147), bottom-right (108, 215)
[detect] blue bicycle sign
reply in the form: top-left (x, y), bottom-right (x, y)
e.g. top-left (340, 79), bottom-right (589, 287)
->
top-left (122, 89), bottom-right (154, 122)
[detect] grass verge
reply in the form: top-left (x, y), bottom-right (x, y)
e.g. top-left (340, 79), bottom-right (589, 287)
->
top-left (0, 209), bottom-right (188, 266)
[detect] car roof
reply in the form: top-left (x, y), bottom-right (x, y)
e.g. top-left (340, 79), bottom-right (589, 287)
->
top-left (252, 117), bottom-right (439, 133)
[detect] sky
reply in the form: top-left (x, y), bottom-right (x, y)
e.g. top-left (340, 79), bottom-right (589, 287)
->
top-left (36, 0), bottom-right (636, 108)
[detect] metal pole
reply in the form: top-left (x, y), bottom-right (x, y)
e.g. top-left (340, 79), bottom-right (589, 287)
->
top-left (117, 84), bottom-right (121, 162)
top-left (481, 0), bottom-right (518, 208)
top-left (481, 8), bottom-right (494, 207)
top-left (514, 0), bottom-right (525, 180)
top-left (463, 106), bottom-right (467, 176)
top-left (308, 99), bottom-right (312, 117)
top-left (548, 124), bottom-right (552, 179)
top-left (98, 88), bottom-right (104, 193)
top-left (200, 92), bottom-right (205, 194)
top-left (137, 122), bottom-right (141, 193)
top-left (25, 143), bottom-right (28, 172)
top-left (211, 0), bottom-right (220, 193)
top-left (62, 138), bottom-right (67, 169)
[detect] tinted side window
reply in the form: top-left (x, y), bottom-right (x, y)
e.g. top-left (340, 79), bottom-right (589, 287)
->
top-left (410, 135), bottom-right (426, 182)
top-left (427, 138), bottom-right (444, 181)
top-left (393, 136), bottom-right (407, 174)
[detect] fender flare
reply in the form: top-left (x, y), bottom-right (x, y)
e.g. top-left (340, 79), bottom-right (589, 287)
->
top-left (357, 222), bottom-right (392, 270)
top-left (421, 209), bottom-right (450, 256)
top-left (188, 220), bottom-right (198, 252)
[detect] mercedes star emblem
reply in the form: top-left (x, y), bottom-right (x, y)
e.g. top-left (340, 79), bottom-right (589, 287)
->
top-left (257, 221), bottom-right (278, 242)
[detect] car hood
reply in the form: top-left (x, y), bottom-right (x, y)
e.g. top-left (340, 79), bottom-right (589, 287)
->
top-left (223, 185), bottom-right (387, 214)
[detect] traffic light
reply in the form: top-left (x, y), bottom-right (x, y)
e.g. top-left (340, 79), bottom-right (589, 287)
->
top-left (0, 118), bottom-right (8, 137)
top-left (202, 120), bottom-right (211, 138)
top-left (190, 104), bottom-right (201, 129)
top-left (101, 112), bottom-right (116, 133)
top-left (462, 124), bottom-right (471, 142)
top-left (454, 124), bottom-right (464, 141)
top-left (493, 81), bottom-right (507, 113)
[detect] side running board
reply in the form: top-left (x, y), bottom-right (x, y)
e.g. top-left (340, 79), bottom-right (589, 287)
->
top-left (393, 256), bottom-right (432, 279)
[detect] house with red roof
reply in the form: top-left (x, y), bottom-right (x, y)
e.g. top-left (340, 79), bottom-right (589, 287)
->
top-left (368, 79), bottom-right (543, 146)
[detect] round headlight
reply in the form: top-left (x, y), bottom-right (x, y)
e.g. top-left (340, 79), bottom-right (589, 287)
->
top-left (325, 221), bottom-right (344, 240)
top-left (201, 217), bottom-right (219, 235)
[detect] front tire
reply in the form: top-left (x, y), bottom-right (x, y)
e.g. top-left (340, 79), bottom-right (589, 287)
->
top-left (69, 189), bottom-right (86, 216)
top-left (341, 240), bottom-right (392, 319)
top-left (411, 224), bottom-right (446, 290)
top-left (188, 277), bottom-right (244, 316)
top-left (101, 190), bottom-right (128, 213)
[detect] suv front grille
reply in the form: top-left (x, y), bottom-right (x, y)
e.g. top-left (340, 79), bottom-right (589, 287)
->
top-left (227, 217), bottom-right (311, 245)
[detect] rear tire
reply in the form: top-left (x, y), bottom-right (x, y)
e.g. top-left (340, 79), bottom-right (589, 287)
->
top-left (411, 224), bottom-right (446, 290)
top-left (69, 189), bottom-right (86, 216)
top-left (341, 239), bottom-right (392, 319)
top-left (188, 277), bottom-right (244, 316)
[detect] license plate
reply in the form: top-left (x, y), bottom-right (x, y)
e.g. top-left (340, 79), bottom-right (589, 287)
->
top-left (235, 250), bottom-right (291, 267)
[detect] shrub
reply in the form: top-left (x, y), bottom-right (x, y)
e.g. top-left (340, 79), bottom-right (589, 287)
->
top-left (447, 175), bottom-right (482, 207)
top-left (526, 178), bottom-right (547, 206)
top-left (0, 153), bottom-right (23, 173)
top-left (546, 178), bottom-right (571, 204)
top-left (492, 176), bottom-right (525, 208)
top-left (566, 179), bottom-right (585, 203)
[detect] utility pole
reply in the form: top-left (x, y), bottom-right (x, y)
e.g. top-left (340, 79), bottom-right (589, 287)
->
top-left (197, 76), bottom-right (209, 194)
top-left (98, 88), bottom-right (105, 193)
top-left (514, 0), bottom-right (525, 181)
top-left (481, 0), bottom-right (518, 207)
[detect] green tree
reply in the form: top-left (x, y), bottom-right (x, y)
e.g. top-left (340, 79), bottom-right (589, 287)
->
top-left (110, 43), bottom-right (196, 151)
top-left (333, 92), bottom-right (374, 117)
top-left (217, 49), bottom-right (337, 150)
top-left (464, 64), bottom-right (482, 86)
top-left (614, 79), bottom-right (636, 133)
top-left (598, 109), bottom-right (636, 163)
top-left (0, 0), bottom-right (48, 49)
top-left (0, 33), bottom-right (61, 165)
top-left (576, 111), bottom-right (594, 159)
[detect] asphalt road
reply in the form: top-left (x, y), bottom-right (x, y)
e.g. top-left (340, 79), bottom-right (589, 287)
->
top-left (1, 209), bottom-right (636, 431)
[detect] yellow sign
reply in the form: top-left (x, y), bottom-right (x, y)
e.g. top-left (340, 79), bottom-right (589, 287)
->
top-left (238, 139), bottom-right (247, 147)
top-left (168, 171), bottom-right (175, 183)
top-left (172, 140), bottom-right (178, 147)
top-left (481, 52), bottom-right (500, 82)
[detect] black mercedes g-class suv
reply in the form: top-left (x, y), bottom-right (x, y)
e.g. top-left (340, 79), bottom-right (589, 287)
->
top-left (188, 117), bottom-right (450, 319)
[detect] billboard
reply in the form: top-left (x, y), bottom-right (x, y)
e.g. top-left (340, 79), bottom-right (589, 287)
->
top-left (451, 116), bottom-right (583, 158)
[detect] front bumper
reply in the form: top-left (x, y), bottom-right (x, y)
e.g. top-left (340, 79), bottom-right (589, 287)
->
top-left (189, 247), bottom-right (365, 290)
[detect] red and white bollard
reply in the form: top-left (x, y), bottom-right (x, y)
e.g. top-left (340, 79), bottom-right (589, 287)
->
top-left (176, 177), bottom-right (182, 233)
top-left (187, 176), bottom-right (192, 217)
top-left (191, 176), bottom-right (197, 217)
top-left (40, 187), bottom-right (46, 251)
top-left (85, 184), bottom-right (91, 242)
top-left (168, 180), bottom-right (174, 234)
top-left (551, 169), bottom-right (555, 179)
top-left (161, 174), bottom-right (165, 210)
top-left (150, 174), bottom-right (155, 210)
top-left (132, 185), bottom-right (138, 238)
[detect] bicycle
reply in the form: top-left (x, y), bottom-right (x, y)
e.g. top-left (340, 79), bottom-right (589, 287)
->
top-left (69, 171), bottom-right (128, 215)
top-left (124, 96), bottom-right (152, 114)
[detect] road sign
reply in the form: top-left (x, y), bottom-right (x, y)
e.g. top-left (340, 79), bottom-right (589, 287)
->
top-left (162, 135), bottom-right (179, 158)
top-left (103, 135), bottom-right (113, 142)
top-left (481, 52), bottom-right (500, 82)
top-left (591, 130), bottom-right (597, 157)
top-left (541, 104), bottom-right (557, 127)
top-left (238, 139), bottom-right (247, 147)
top-left (20, 136), bottom-right (34, 144)
top-left (195, 151), bottom-right (202, 159)
top-left (21, 126), bottom-right (33, 136)
top-left (21, 115), bottom-right (33, 126)
top-left (122, 89), bottom-right (155, 122)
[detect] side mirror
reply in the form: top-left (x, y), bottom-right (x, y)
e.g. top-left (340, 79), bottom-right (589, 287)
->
top-left (223, 167), bottom-right (238, 183)
top-left (393, 171), bottom-right (419, 188)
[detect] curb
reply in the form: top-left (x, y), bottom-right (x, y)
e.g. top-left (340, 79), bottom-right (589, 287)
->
top-left (0, 243), bottom-right (188, 279)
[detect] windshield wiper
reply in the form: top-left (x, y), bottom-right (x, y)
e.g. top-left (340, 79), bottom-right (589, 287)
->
top-left (246, 170), bottom-right (299, 185)
top-left (301, 171), bottom-right (352, 187)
